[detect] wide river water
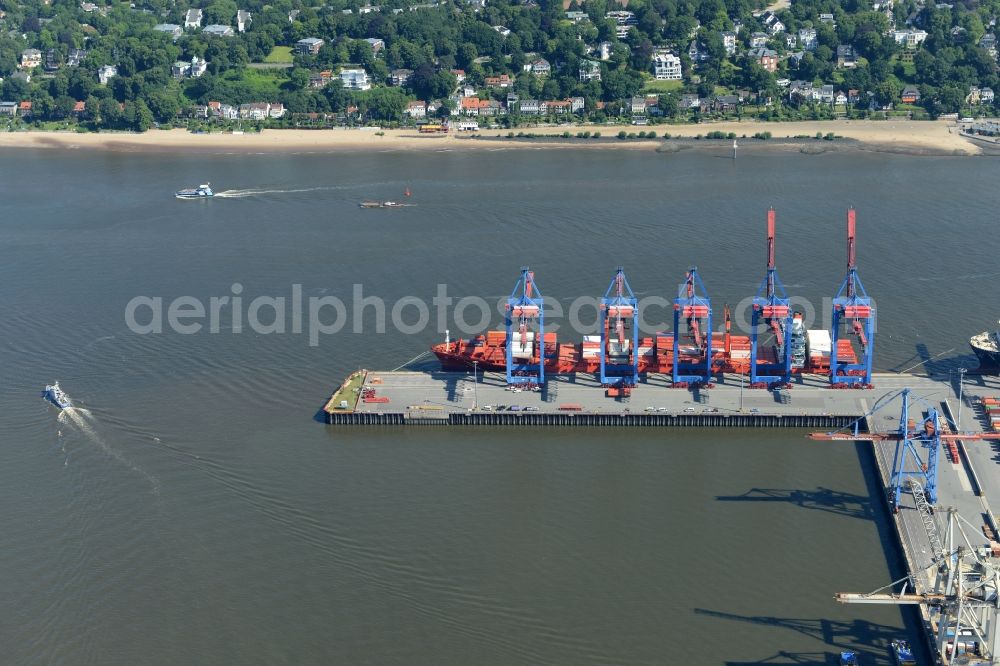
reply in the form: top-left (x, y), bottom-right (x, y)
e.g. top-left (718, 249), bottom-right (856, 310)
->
top-left (3, 144), bottom-right (998, 664)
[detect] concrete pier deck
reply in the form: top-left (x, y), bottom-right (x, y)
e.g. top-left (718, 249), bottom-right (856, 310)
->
top-left (325, 370), bottom-right (962, 427)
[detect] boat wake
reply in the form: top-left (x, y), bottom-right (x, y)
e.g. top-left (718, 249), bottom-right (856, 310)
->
top-left (57, 407), bottom-right (161, 495)
top-left (214, 186), bottom-right (343, 198)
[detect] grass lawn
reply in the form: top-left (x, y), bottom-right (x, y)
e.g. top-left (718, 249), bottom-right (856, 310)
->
top-left (264, 46), bottom-right (294, 63)
top-left (643, 79), bottom-right (683, 93)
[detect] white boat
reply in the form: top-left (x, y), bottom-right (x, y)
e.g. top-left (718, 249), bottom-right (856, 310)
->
top-left (175, 183), bottom-right (214, 199)
top-left (42, 381), bottom-right (72, 409)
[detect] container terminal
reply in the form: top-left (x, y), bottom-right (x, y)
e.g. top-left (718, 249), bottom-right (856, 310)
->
top-left (322, 210), bottom-right (1000, 664)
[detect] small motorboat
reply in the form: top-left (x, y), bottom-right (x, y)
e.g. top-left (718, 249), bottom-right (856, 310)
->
top-left (892, 639), bottom-right (916, 665)
top-left (360, 200), bottom-right (405, 208)
top-left (175, 183), bottom-right (214, 199)
top-left (42, 381), bottom-right (72, 409)
top-left (840, 651), bottom-right (859, 666)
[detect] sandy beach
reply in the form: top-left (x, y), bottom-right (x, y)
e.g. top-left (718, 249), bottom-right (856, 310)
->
top-left (0, 119), bottom-right (983, 155)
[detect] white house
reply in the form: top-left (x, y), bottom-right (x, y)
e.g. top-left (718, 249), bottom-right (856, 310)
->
top-left (579, 60), bottom-right (601, 82)
top-left (721, 31), bottom-right (737, 55)
top-left (98, 64), bottom-right (117, 84)
top-left (652, 51), bottom-right (682, 80)
top-left (798, 28), bottom-right (817, 50)
top-left (405, 101), bottom-right (427, 118)
top-left (184, 8), bottom-right (202, 29)
top-left (237, 10), bottom-right (251, 32)
top-left (893, 28), bottom-right (928, 47)
top-left (340, 68), bottom-right (371, 90)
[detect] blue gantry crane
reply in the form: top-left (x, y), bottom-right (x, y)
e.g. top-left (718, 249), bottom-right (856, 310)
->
top-left (831, 209), bottom-right (875, 387)
top-left (505, 267), bottom-right (545, 387)
top-left (599, 267), bottom-right (639, 388)
top-left (750, 209), bottom-right (793, 388)
top-left (672, 267), bottom-right (713, 386)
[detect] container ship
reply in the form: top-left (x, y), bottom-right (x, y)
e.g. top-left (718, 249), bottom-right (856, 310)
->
top-left (432, 211), bottom-right (874, 388)
top-left (971, 322), bottom-right (1000, 374)
top-left (431, 318), bottom-right (854, 377)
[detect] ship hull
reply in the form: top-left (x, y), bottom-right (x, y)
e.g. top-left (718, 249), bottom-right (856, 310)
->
top-left (971, 341), bottom-right (1000, 374)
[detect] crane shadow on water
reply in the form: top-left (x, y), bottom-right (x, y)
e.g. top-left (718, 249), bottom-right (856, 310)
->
top-left (696, 609), bottom-right (904, 665)
top-left (715, 485), bottom-right (875, 521)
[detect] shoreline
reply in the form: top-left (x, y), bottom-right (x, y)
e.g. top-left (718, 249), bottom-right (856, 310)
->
top-left (0, 119), bottom-right (985, 156)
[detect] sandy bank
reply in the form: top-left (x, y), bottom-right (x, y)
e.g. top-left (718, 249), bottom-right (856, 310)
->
top-left (0, 119), bottom-right (981, 156)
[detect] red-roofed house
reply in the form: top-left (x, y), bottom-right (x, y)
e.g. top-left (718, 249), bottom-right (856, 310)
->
top-left (484, 74), bottom-right (513, 88)
top-left (19, 101), bottom-right (32, 117)
top-left (460, 96), bottom-right (491, 115)
top-left (72, 100), bottom-right (86, 114)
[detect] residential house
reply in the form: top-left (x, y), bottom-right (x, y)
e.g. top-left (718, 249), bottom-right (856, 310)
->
top-left (268, 103), bottom-right (285, 118)
top-left (848, 89), bottom-right (861, 104)
top-left (71, 100), bottom-right (85, 115)
top-left (979, 34), bottom-right (997, 59)
top-left (67, 49), bottom-right (86, 67)
top-left (547, 100), bottom-right (571, 114)
top-left (208, 101), bottom-right (221, 115)
top-left (761, 11), bottom-right (785, 35)
top-left (714, 95), bottom-right (739, 112)
top-left (20, 49), bottom-right (41, 69)
top-left (721, 31), bottom-right (737, 56)
top-left (750, 32), bottom-right (768, 48)
top-left (492, 25), bottom-right (511, 37)
top-left (629, 96), bottom-right (646, 114)
top-left (203, 25), bottom-right (234, 36)
top-left (19, 101), bottom-right (32, 117)
top-left (818, 13), bottom-right (835, 24)
top-left (566, 10), bottom-right (587, 21)
top-left (785, 33), bottom-right (797, 48)
top-left (365, 38), bottom-right (385, 54)
top-left (968, 86), bottom-right (995, 105)
top-left (340, 68), bottom-right (371, 90)
top-left (219, 104), bottom-right (239, 120)
top-left (189, 105), bottom-right (208, 118)
top-left (569, 96), bottom-right (585, 113)
top-left (309, 70), bottom-right (333, 88)
top-left (653, 51), bottom-right (682, 80)
top-left (44, 49), bottom-right (61, 72)
top-left (788, 51), bottom-right (805, 67)
top-left (184, 8), bottom-right (202, 29)
top-left (288, 9), bottom-right (300, 21)
top-left (749, 47), bottom-right (778, 72)
top-left (679, 94), bottom-right (701, 110)
top-left (0, 101), bottom-right (16, 116)
top-left (98, 64), bottom-right (117, 84)
top-left (484, 74), bottom-right (513, 88)
top-left (460, 96), bottom-right (489, 115)
top-left (172, 60), bottom-right (191, 78)
top-left (390, 68), bottom-right (412, 86)
top-left (688, 40), bottom-right (709, 63)
top-left (528, 58), bottom-right (551, 76)
top-left (598, 41), bottom-right (613, 61)
top-left (788, 80), bottom-right (814, 104)
top-left (451, 69), bottom-right (465, 83)
top-left (983, 87), bottom-right (996, 104)
top-left (518, 99), bottom-right (540, 114)
top-left (296, 38), bottom-right (324, 56)
top-left (901, 85), bottom-right (920, 103)
top-left (893, 29), bottom-right (928, 47)
top-left (798, 28), bottom-right (817, 50)
top-left (405, 101), bottom-right (427, 118)
top-left (154, 23), bottom-right (183, 39)
top-left (237, 10), bottom-right (251, 32)
top-left (579, 60), bottom-right (601, 82)
top-left (819, 84), bottom-right (835, 103)
top-left (836, 45), bottom-right (857, 68)
top-left (239, 102), bottom-right (270, 120)
top-left (833, 91), bottom-right (847, 106)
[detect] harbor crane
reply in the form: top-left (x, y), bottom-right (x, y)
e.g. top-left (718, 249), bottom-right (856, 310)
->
top-left (830, 209), bottom-right (875, 387)
top-left (672, 267), bottom-right (713, 387)
top-left (599, 267), bottom-right (639, 389)
top-left (505, 267), bottom-right (545, 387)
top-left (836, 508), bottom-right (1000, 665)
top-left (750, 209), bottom-right (793, 388)
top-left (809, 388), bottom-right (1000, 511)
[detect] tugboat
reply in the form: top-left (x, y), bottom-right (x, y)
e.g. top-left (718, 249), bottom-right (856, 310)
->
top-left (892, 638), bottom-right (917, 666)
top-left (971, 321), bottom-right (1000, 374)
top-left (41, 381), bottom-right (72, 410)
top-left (175, 183), bottom-right (214, 199)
